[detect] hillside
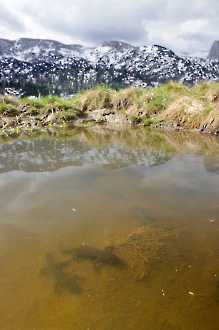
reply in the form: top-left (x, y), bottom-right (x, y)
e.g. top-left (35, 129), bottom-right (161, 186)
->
top-left (0, 38), bottom-right (219, 96)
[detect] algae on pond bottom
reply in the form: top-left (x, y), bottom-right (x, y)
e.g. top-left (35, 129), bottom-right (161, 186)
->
top-left (110, 225), bottom-right (175, 280)
top-left (44, 224), bottom-right (175, 294)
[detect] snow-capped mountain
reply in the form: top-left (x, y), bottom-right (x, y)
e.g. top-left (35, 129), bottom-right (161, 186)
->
top-left (0, 38), bottom-right (135, 63)
top-left (0, 38), bottom-right (219, 96)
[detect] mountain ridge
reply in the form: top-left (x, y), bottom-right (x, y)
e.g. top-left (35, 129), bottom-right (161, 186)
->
top-left (0, 37), bottom-right (219, 96)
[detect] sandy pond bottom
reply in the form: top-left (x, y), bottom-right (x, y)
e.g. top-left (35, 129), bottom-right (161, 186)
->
top-left (0, 127), bottom-right (219, 330)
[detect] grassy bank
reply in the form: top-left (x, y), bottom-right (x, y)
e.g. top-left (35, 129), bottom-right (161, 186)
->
top-left (0, 82), bottom-right (219, 137)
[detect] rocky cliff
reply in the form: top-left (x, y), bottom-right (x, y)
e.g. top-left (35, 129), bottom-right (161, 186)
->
top-left (209, 41), bottom-right (219, 60)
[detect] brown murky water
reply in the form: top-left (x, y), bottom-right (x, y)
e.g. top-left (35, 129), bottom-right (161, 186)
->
top-left (0, 127), bottom-right (219, 330)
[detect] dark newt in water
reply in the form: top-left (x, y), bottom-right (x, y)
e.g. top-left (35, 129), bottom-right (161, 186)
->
top-left (63, 245), bottom-right (125, 268)
top-left (41, 246), bottom-right (124, 295)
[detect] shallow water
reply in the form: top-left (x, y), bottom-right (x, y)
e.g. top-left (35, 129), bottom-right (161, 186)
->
top-left (0, 127), bottom-right (219, 330)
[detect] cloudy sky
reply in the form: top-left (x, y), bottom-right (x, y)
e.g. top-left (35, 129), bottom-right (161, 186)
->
top-left (0, 0), bottom-right (218, 56)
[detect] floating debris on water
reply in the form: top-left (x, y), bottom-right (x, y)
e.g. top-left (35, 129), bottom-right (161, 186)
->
top-left (161, 289), bottom-right (166, 296)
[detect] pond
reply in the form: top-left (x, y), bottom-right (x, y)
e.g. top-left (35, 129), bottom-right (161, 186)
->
top-left (0, 126), bottom-right (219, 330)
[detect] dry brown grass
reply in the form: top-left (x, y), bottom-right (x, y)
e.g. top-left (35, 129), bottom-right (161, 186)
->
top-left (1, 82), bottom-right (219, 133)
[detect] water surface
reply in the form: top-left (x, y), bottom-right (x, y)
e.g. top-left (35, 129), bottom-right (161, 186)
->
top-left (0, 127), bottom-right (219, 330)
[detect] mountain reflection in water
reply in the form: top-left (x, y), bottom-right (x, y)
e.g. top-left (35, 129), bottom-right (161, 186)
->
top-left (0, 127), bottom-right (218, 173)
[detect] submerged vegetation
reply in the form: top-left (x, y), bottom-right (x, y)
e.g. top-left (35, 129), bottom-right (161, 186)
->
top-left (0, 81), bottom-right (219, 136)
top-left (42, 224), bottom-right (174, 296)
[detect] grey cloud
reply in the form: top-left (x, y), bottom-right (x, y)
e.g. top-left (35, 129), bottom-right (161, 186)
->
top-left (1, 0), bottom-right (219, 55)
top-left (21, 0), bottom-right (150, 44)
top-left (179, 32), bottom-right (213, 43)
top-left (0, 5), bottom-right (25, 32)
